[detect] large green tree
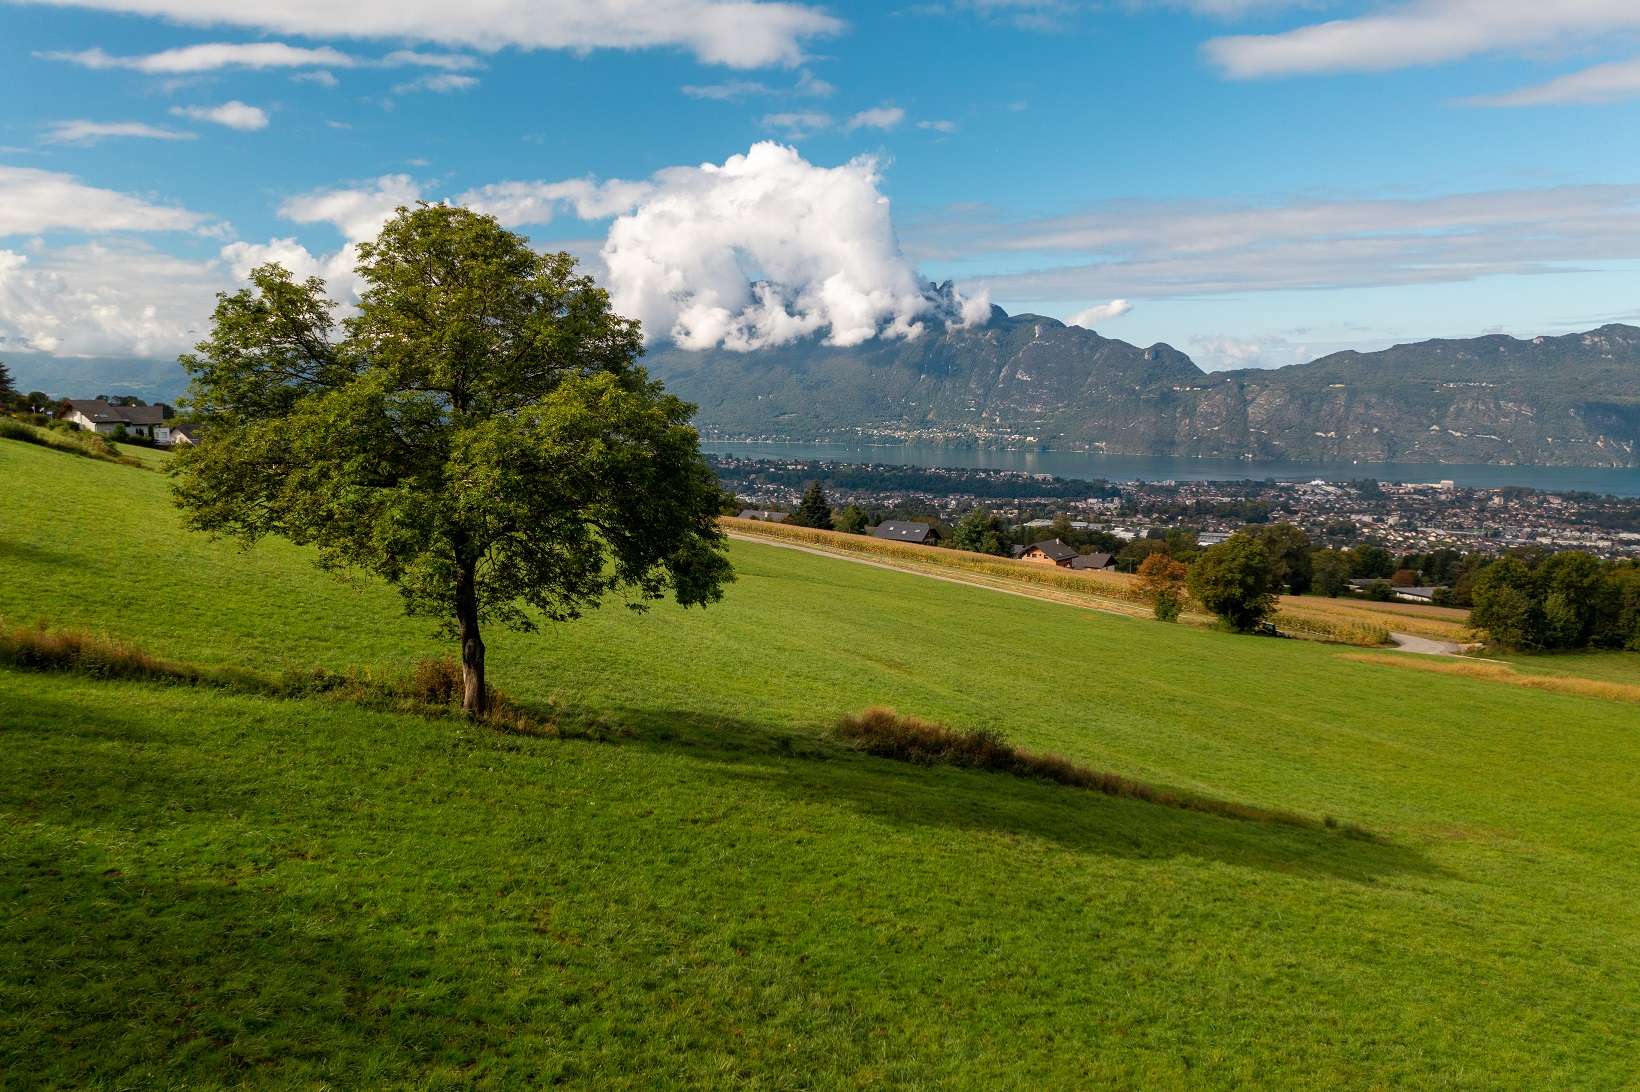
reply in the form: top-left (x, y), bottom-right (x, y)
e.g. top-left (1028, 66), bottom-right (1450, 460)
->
top-left (173, 204), bottom-right (732, 714)
top-left (0, 360), bottom-right (15, 404)
top-left (1187, 534), bottom-right (1279, 633)
top-left (950, 506), bottom-right (1008, 556)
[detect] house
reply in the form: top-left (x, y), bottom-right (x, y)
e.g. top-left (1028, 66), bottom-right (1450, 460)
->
top-left (166, 424), bottom-right (201, 446)
top-left (57, 399), bottom-right (171, 441)
top-left (1197, 531), bottom-right (1232, 547)
top-left (1391, 585), bottom-right (1444, 604)
top-left (1069, 551), bottom-right (1115, 571)
top-left (871, 520), bottom-right (940, 545)
top-left (736, 509), bottom-right (788, 522)
top-left (1019, 539), bottom-right (1078, 567)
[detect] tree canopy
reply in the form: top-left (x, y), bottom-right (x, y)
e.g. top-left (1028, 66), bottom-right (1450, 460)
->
top-left (788, 482), bottom-right (834, 530)
top-left (173, 203), bottom-right (732, 713)
top-left (1187, 534), bottom-right (1279, 633)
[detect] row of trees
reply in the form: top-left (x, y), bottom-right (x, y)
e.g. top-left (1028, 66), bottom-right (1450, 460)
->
top-left (1471, 553), bottom-right (1640, 650)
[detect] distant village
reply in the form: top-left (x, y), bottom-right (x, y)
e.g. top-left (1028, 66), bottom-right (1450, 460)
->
top-left (713, 455), bottom-right (1640, 561)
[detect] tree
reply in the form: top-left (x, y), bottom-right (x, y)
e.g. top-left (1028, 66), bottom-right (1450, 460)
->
top-left (1136, 553), bottom-right (1189, 622)
top-left (1187, 534), bottom-right (1279, 633)
top-left (173, 204), bottom-right (732, 715)
top-left (833, 504), bottom-right (868, 535)
top-left (1248, 523), bottom-right (1312, 594)
top-left (1312, 549), bottom-right (1352, 597)
top-left (950, 506), bottom-right (1008, 556)
top-left (0, 360), bottom-right (15, 403)
top-left (1349, 543), bottom-right (1395, 579)
top-left (1115, 537), bottom-right (1168, 574)
top-left (788, 481), bottom-right (834, 530)
top-left (1469, 557), bottom-right (1541, 650)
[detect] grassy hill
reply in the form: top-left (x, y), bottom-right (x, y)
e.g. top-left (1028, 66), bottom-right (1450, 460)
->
top-left (3, 437), bottom-right (1639, 1087)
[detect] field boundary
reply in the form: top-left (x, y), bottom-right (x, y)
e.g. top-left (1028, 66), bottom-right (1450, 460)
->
top-left (724, 518), bottom-right (1395, 647)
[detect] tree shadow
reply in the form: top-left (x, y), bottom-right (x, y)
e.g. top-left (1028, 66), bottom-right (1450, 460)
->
top-left (596, 704), bottom-right (1449, 887)
top-left (0, 536), bottom-right (74, 568)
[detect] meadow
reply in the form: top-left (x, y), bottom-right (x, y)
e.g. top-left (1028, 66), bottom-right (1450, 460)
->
top-left (3, 437), bottom-right (1639, 1088)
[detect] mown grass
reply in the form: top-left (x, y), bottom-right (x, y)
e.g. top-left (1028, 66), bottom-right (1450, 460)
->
top-left (5, 435), bottom-right (1640, 1087)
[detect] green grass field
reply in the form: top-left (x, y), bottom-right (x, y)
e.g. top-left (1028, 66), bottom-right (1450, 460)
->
top-left (4, 437), bottom-right (1639, 1087)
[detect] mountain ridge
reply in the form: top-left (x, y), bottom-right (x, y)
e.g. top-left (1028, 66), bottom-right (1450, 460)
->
top-left (643, 310), bottom-right (1640, 467)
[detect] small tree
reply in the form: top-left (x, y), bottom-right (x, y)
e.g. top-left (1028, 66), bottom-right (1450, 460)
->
top-left (1187, 535), bottom-right (1279, 633)
top-left (950, 506), bottom-right (1007, 556)
top-left (1136, 553), bottom-right (1189, 622)
top-left (1248, 523), bottom-right (1313, 594)
top-left (173, 204), bottom-right (732, 714)
top-left (833, 505), bottom-right (868, 535)
top-left (0, 360), bottom-right (15, 404)
top-left (788, 481), bottom-right (834, 530)
top-left (1469, 557), bottom-right (1541, 649)
top-left (1312, 548), bottom-right (1352, 597)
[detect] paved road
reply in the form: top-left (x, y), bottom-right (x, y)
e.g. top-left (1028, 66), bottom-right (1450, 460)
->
top-left (1388, 632), bottom-right (1466, 656)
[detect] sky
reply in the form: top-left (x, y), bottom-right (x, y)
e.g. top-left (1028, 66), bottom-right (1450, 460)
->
top-left (4, 0), bottom-right (1640, 386)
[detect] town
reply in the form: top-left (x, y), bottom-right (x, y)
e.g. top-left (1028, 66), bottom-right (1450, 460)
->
top-left (712, 455), bottom-right (1640, 560)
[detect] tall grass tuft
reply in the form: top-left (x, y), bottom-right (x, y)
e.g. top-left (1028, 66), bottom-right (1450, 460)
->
top-left (1341, 653), bottom-right (1640, 705)
top-left (835, 706), bottom-right (1370, 836)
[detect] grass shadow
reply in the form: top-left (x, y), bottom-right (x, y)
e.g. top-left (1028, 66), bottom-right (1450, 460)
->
top-left (599, 704), bottom-right (1446, 887)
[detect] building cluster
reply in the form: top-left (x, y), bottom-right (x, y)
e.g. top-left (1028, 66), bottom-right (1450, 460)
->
top-left (717, 457), bottom-right (1640, 560)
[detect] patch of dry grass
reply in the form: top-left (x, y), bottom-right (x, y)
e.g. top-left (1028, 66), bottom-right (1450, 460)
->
top-left (1339, 653), bottom-right (1640, 705)
top-left (835, 707), bottom-right (1370, 836)
top-left (0, 620), bottom-right (554, 733)
top-left (0, 419), bottom-right (145, 468)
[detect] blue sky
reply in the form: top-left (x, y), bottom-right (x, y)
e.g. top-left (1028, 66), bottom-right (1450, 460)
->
top-left (4, 0), bottom-right (1640, 382)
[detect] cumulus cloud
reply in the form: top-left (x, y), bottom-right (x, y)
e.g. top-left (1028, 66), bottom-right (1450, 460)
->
top-left (43, 120), bottom-right (195, 144)
top-left (1204, 1), bottom-right (1640, 79)
top-left (600, 142), bottom-right (987, 350)
top-left (1065, 299), bottom-right (1131, 327)
top-left (0, 165), bottom-right (211, 235)
top-left (0, 242), bottom-right (226, 356)
top-left (20, 0), bottom-right (844, 68)
top-left (844, 105), bottom-right (905, 132)
top-left (458, 178), bottom-right (655, 227)
top-left (40, 42), bottom-right (354, 73)
top-left (169, 100), bottom-right (269, 130)
top-left (1464, 57), bottom-right (1640, 107)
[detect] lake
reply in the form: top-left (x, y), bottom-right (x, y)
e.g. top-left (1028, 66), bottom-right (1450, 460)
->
top-left (700, 441), bottom-right (1640, 498)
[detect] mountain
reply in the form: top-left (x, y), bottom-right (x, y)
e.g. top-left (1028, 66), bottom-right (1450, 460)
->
top-left (5, 354), bottom-right (189, 404)
top-left (644, 310), bottom-right (1640, 467)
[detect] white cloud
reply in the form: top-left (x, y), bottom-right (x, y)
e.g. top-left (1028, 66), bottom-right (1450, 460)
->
top-left (1204, 1), bottom-right (1640, 79)
top-left (292, 69), bottom-right (339, 87)
top-left (0, 242), bottom-right (226, 356)
top-left (760, 111), bottom-right (833, 138)
top-left (601, 142), bottom-right (986, 350)
top-left (1465, 57), bottom-right (1640, 107)
top-left (42, 120), bottom-right (196, 144)
top-left (906, 183), bottom-right (1640, 303)
top-left (19, 0), bottom-right (844, 68)
top-left (917, 118), bottom-right (958, 133)
top-left (682, 80), bottom-right (774, 100)
top-left (459, 178), bottom-right (655, 226)
top-left (40, 42), bottom-right (354, 73)
top-left (1065, 299), bottom-right (1131, 327)
top-left (169, 100), bottom-right (269, 130)
top-left (382, 49), bottom-right (483, 70)
top-left (392, 73), bottom-right (478, 94)
top-left (0, 165), bottom-right (211, 236)
top-left (844, 105), bottom-right (905, 132)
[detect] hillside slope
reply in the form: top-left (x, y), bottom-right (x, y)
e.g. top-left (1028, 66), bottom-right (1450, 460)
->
top-left (646, 313), bottom-right (1640, 466)
top-left (3, 438), bottom-right (1640, 1086)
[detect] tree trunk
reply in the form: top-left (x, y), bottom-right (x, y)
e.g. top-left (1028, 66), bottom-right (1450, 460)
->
top-left (455, 556), bottom-right (486, 717)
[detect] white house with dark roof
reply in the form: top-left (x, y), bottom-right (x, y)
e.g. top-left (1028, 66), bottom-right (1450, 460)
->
top-left (870, 520), bottom-right (940, 545)
top-left (58, 399), bottom-right (171, 441)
